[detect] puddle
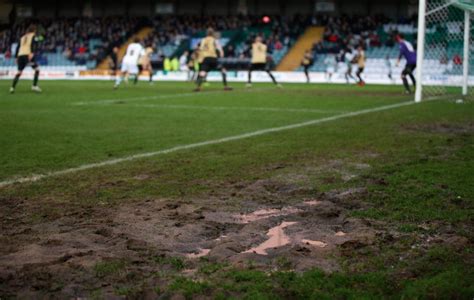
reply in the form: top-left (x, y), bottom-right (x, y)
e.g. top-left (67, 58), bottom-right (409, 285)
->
top-left (186, 248), bottom-right (211, 259)
top-left (352, 163), bottom-right (371, 170)
top-left (243, 221), bottom-right (297, 255)
top-left (133, 174), bottom-right (151, 181)
top-left (234, 207), bottom-right (302, 224)
top-left (303, 200), bottom-right (322, 206)
top-left (182, 269), bottom-right (197, 275)
top-left (302, 239), bottom-right (327, 248)
top-left (215, 235), bottom-right (227, 241)
top-left (341, 174), bottom-right (357, 181)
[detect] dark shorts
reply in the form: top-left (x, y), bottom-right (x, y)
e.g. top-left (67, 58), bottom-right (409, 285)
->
top-left (200, 57), bottom-right (221, 72)
top-left (138, 65), bottom-right (144, 73)
top-left (402, 64), bottom-right (416, 75)
top-left (17, 55), bottom-right (38, 71)
top-left (357, 67), bottom-right (365, 73)
top-left (111, 59), bottom-right (118, 71)
top-left (250, 63), bottom-right (268, 71)
top-left (303, 64), bottom-right (311, 72)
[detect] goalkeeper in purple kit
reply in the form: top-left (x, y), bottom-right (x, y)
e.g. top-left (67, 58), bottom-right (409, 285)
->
top-left (395, 34), bottom-right (417, 94)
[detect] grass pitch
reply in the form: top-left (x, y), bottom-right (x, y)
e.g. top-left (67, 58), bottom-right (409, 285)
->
top-left (0, 80), bottom-right (473, 298)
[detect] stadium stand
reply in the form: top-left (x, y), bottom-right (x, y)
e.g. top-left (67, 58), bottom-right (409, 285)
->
top-left (277, 27), bottom-right (324, 71)
top-left (0, 17), bottom-right (147, 70)
top-left (294, 14), bottom-right (473, 78)
top-left (1, 13), bottom-right (471, 77)
top-left (0, 14), bottom-right (315, 71)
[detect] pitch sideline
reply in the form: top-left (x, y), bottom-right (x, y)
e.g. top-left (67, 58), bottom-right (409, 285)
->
top-left (0, 100), bottom-right (416, 188)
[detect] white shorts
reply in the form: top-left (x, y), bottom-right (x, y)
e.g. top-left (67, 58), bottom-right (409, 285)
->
top-left (326, 67), bottom-right (335, 74)
top-left (121, 62), bottom-right (139, 74)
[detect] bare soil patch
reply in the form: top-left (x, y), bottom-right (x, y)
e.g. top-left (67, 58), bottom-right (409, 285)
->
top-left (1, 158), bottom-right (459, 298)
top-left (402, 122), bottom-right (474, 135)
top-left (272, 88), bottom-right (406, 99)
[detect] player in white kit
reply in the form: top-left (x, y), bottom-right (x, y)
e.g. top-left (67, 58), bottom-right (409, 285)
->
top-left (344, 47), bottom-right (356, 84)
top-left (114, 38), bottom-right (144, 89)
top-left (324, 54), bottom-right (337, 82)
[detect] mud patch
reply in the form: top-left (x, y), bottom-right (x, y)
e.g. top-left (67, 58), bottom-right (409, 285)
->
top-left (0, 159), bottom-right (382, 297)
top-left (0, 192), bottom-right (377, 296)
top-left (235, 208), bottom-right (302, 224)
top-left (272, 89), bottom-right (406, 99)
top-left (402, 122), bottom-right (474, 134)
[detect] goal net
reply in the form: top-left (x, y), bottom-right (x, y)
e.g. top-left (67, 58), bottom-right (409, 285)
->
top-left (416, 0), bottom-right (473, 101)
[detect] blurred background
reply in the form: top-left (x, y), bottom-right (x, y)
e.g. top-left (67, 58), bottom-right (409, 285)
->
top-left (2, 0), bottom-right (460, 86)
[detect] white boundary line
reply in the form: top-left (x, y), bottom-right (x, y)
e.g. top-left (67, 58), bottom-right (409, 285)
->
top-left (72, 87), bottom-right (275, 106)
top-left (73, 92), bottom-right (200, 106)
top-left (0, 101), bottom-right (415, 188)
top-left (129, 104), bottom-right (343, 114)
top-left (80, 103), bottom-right (344, 114)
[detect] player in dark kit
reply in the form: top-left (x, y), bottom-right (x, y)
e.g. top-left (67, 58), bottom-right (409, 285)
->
top-left (301, 50), bottom-right (314, 83)
top-left (109, 46), bottom-right (119, 76)
top-left (246, 36), bottom-right (281, 88)
top-left (395, 34), bottom-right (417, 94)
top-left (10, 25), bottom-right (42, 93)
top-left (194, 28), bottom-right (232, 92)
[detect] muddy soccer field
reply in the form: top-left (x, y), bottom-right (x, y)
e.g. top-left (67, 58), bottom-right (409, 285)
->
top-left (1, 81), bottom-right (473, 298)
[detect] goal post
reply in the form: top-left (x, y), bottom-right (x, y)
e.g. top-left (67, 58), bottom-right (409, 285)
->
top-left (463, 9), bottom-right (471, 95)
top-left (415, 0), bottom-right (473, 102)
top-left (415, 0), bottom-right (427, 102)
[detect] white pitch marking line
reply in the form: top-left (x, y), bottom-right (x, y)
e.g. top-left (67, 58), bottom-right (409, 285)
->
top-left (81, 102), bottom-right (344, 114)
top-left (131, 104), bottom-right (343, 114)
top-left (72, 87), bottom-right (274, 106)
top-left (72, 92), bottom-right (198, 106)
top-left (0, 101), bottom-right (415, 188)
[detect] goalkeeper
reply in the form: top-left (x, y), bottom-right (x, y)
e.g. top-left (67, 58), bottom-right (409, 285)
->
top-left (395, 34), bottom-right (417, 94)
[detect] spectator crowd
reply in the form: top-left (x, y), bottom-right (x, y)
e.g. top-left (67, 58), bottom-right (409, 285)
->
top-left (0, 17), bottom-right (145, 66)
top-left (311, 14), bottom-right (419, 55)
top-left (0, 14), bottom-right (427, 69)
